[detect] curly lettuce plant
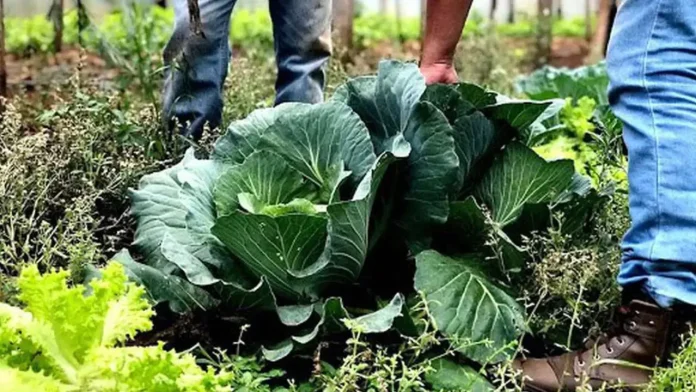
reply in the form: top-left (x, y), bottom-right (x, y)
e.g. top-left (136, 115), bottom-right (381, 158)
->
top-left (0, 262), bottom-right (233, 391)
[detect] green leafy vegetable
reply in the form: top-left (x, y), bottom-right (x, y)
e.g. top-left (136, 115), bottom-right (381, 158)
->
top-left (425, 358), bottom-right (494, 392)
top-left (0, 262), bottom-right (234, 391)
top-left (415, 251), bottom-right (525, 363)
top-left (122, 60), bottom-right (598, 366)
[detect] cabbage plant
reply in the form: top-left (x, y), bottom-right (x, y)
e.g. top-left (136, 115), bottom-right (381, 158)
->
top-left (121, 60), bottom-right (595, 366)
top-left (335, 61), bottom-right (594, 363)
top-left (121, 100), bottom-right (407, 360)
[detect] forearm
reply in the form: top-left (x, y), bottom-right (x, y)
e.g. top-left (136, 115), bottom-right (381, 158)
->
top-left (420, 0), bottom-right (474, 67)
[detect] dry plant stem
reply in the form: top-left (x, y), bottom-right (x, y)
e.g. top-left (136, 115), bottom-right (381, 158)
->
top-left (187, 0), bottom-right (206, 38)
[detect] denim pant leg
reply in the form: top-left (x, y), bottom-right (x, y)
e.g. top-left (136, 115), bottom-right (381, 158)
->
top-left (607, 0), bottom-right (696, 307)
top-left (269, 0), bottom-right (332, 105)
top-left (162, 0), bottom-right (237, 139)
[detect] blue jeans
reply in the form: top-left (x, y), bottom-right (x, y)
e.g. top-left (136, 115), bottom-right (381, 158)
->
top-left (608, 0), bottom-right (696, 307)
top-left (162, 0), bottom-right (332, 139)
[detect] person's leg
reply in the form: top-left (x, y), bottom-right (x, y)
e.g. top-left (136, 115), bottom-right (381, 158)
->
top-left (162, 0), bottom-right (237, 139)
top-left (268, 0), bottom-right (332, 105)
top-left (514, 1), bottom-right (696, 390)
top-left (612, 0), bottom-right (696, 309)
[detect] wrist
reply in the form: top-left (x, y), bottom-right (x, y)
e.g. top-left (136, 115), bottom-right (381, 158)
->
top-left (419, 59), bottom-right (454, 70)
top-left (419, 50), bottom-right (455, 69)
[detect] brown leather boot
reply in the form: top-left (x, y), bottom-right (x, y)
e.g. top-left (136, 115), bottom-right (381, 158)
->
top-left (513, 299), bottom-right (689, 391)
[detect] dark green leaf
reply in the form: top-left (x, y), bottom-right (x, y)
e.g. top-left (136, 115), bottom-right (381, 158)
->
top-left (415, 250), bottom-right (525, 363)
top-left (421, 84), bottom-right (475, 122)
top-left (397, 102), bottom-right (460, 251)
top-left (260, 101), bottom-right (376, 195)
top-left (482, 99), bottom-right (556, 132)
top-left (332, 60), bottom-right (425, 155)
top-left (112, 250), bottom-right (219, 313)
top-left (212, 104), bottom-right (302, 163)
top-left (456, 83), bottom-right (497, 109)
top-left (212, 213), bottom-right (328, 301)
top-left (474, 142), bottom-right (575, 227)
top-left (425, 358), bottom-right (494, 392)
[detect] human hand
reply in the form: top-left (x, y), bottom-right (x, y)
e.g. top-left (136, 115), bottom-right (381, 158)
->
top-left (419, 62), bottom-right (459, 85)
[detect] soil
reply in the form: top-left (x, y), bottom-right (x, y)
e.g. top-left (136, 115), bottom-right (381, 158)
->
top-left (5, 48), bottom-right (119, 94)
top-left (1, 37), bottom-right (592, 97)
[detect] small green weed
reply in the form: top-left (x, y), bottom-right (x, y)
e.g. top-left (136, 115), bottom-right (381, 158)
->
top-left (648, 331), bottom-right (696, 391)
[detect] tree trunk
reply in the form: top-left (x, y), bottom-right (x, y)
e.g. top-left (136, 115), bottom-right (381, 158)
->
top-left (587, 0), bottom-right (614, 63)
top-left (490, 0), bottom-right (497, 21)
top-left (53, 0), bottom-right (64, 53)
top-left (536, 0), bottom-right (553, 68)
top-left (507, 0), bottom-right (515, 23)
top-left (333, 0), bottom-right (354, 48)
top-left (0, 0), bottom-right (6, 99)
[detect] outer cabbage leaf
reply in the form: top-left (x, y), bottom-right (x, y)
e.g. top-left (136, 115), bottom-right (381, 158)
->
top-left (455, 82), bottom-right (498, 109)
top-left (259, 101), bottom-right (377, 194)
top-left (482, 99), bottom-right (557, 132)
top-left (515, 62), bottom-right (609, 105)
top-left (212, 103), bottom-right (303, 163)
top-left (437, 197), bottom-right (526, 274)
top-left (213, 213), bottom-right (328, 301)
top-left (415, 250), bottom-right (525, 363)
top-left (333, 60), bottom-right (425, 155)
top-left (114, 249), bottom-right (221, 313)
top-left (262, 293), bottom-right (406, 362)
top-left (450, 111), bottom-right (505, 195)
top-left (129, 149), bottom-right (227, 272)
top-left (420, 84), bottom-right (475, 123)
top-left (396, 102), bottom-right (459, 251)
top-left (126, 148), bottom-right (272, 313)
top-left (334, 61), bottom-right (460, 251)
top-left (425, 358), bottom-right (494, 392)
top-left (521, 98), bottom-right (566, 146)
top-left (474, 142), bottom-right (575, 227)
